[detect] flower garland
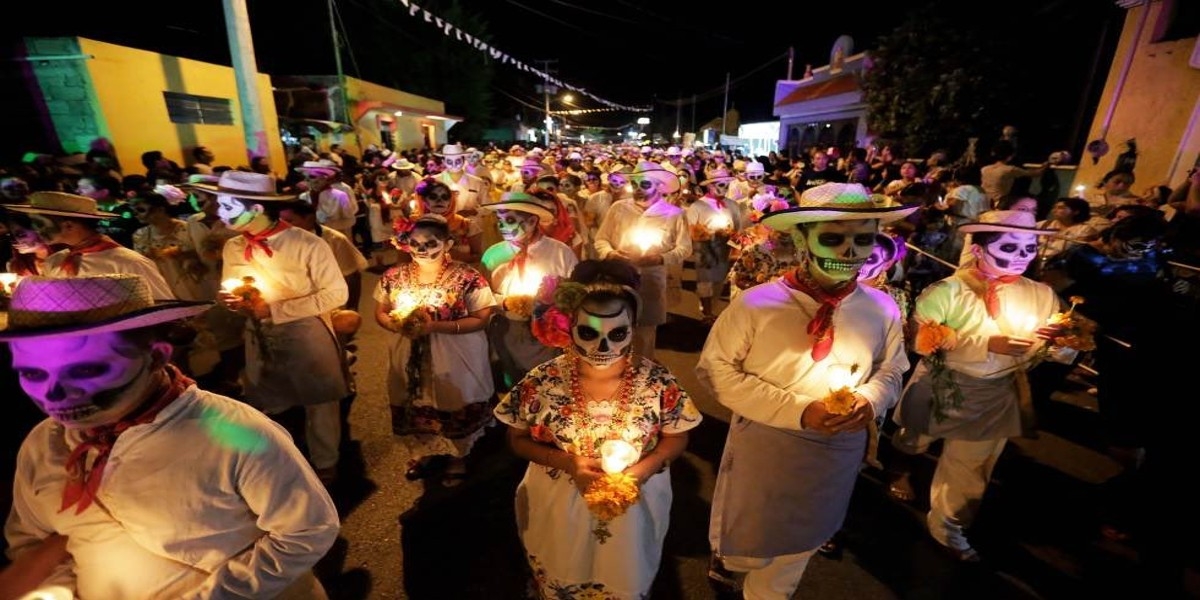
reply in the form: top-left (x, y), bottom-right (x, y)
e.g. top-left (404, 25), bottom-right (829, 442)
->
top-left (913, 320), bottom-right (963, 423)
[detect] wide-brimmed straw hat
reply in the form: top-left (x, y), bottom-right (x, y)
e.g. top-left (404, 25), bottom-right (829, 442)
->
top-left (3, 192), bottom-right (117, 219)
top-left (481, 191), bottom-right (556, 222)
top-left (390, 158), bottom-right (423, 173)
top-left (0, 274), bottom-right (211, 341)
top-left (294, 159), bottom-right (342, 178)
top-left (630, 161), bottom-right (681, 194)
top-left (699, 168), bottom-right (736, 187)
top-left (761, 182), bottom-right (917, 230)
top-left (437, 144), bottom-right (469, 157)
top-left (958, 210), bottom-right (1058, 235)
top-left (187, 171), bottom-right (297, 202)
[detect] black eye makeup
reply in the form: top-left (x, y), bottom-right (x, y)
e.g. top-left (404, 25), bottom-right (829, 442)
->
top-left (816, 233), bottom-right (876, 247)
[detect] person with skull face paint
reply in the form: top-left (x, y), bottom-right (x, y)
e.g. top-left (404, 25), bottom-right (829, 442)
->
top-left (0, 274), bottom-right (339, 599)
top-left (414, 178), bottom-right (483, 266)
top-left (688, 168), bottom-right (747, 324)
top-left (212, 171), bottom-right (351, 485)
top-left (495, 258), bottom-right (701, 599)
top-left (433, 144), bottom-right (489, 223)
top-left (593, 161), bottom-right (692, 360)
top-left (375, 214), bottom-right (497, 486)
top-left (890, 209), bottom-right (1063, 563)
top-left (481, 191), bottom-right (579, 391)
top-left (696, 183), bottom-right (913, 598)
top-left (4, 192), bottom-right (175, 301)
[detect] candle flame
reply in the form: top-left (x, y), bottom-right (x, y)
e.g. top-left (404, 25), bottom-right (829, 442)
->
top-left (221, 278), bottom-right (243, 293)
top-left (631, 227), bottom-right (662, 253)
top-left (600, 439), bottom-right (639, 474)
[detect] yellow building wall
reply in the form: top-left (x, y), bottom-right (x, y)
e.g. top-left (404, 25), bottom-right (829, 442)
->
top-left (1077, 3), bottom-right (1200, 191)
top-left (79, 38), bottom-right (287, 177)
top-left (347, 76), bottom-right (450, 152)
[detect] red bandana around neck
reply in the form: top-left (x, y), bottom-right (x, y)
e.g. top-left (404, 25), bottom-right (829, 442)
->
top-left (60, 364), bottom-right (195, 515)
top-left (784, 269), bottom-right (858, 362)
top-left (61, 235), bottom-right (121, 276)
top-left (963, 267), bottom-right (1021, 319)
top-left (708, 194), bottom-right (726, 209)
top-left (241, 220), bottom-right (291, 261)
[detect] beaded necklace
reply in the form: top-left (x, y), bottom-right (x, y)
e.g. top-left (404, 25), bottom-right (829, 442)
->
top-left (567, 353), bottom-right (639, 457)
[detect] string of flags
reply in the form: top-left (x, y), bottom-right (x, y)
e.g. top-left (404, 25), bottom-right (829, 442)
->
top-left (393, 0), bottom-right (653, 113)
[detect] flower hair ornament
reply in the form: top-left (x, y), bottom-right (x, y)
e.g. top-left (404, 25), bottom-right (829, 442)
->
top-left (530, 274), bottom-right (641, 349)
top-left (391, 213), bottom-right (447, 252)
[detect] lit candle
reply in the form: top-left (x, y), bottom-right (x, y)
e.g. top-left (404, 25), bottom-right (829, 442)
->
top-left (512, 268), bottom-right (543, 297)
top-left (1005, 310), bottom-right (1039, 339)
top-left (708, 214), bottom-right (732, 232)
top-left (600, 439), bottom-right (639, 474)
top-left (0, 272), bottom-right (20, 296)
top-left (17, 586), bottom-right (74, 600)
top-left (1073, 184), bottom-right (1087, 199)
top-left (221, 278), bottom-right (243, 293)
top-left (390, 290), bottom-right (422, 320)
top-left (827, 363), bottom-right (857, 392)
top-left (630, 227), bottom-right (662, 254)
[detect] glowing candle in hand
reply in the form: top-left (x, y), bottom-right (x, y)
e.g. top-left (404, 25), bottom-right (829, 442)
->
top-left (513, 268), bottom-right (543, 297)
top-left (708, 214), bottom-right (731, 232)
top-left (827, 363), bottom-right (856, 392)
top-left (0, 272), bottom-right (20, 295)
top-left (600, 439), bottom-right (639, 474)
top-left (390, 290), bottom-right (421, 320)
top-left (631, 227), bottom-right (662, 254)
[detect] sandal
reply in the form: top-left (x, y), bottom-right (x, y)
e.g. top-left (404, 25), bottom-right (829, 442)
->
top-left (404, 458), bottom-right (438, 481)
top-left (887, 479), bottom-right (917, 503)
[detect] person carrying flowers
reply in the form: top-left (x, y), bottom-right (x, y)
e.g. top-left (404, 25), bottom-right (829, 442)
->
top-left (494, 258), bottom-right (701, 599)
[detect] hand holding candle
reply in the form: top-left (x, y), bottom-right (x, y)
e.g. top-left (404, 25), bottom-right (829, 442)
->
top-left (220, 276), bottom-right (269, 319)
top-left (583, 439), bottom-right (643, 542)
top-left (630, 227), bottom-right (662, 255)
top-left (599, 439), bottom-right (638, 474)
top-left (0, 272), bottom-right (21, 297)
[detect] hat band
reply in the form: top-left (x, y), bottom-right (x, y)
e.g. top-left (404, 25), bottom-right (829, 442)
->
top-left (8, 298), bottom-right (152, 330)
top-left (217, 184), bottom-right (278, 196)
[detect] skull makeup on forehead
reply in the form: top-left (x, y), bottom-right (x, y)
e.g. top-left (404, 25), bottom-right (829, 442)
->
top-left (572, 297), bottom-right (634, 369)
top-left (216, 195), bottom-right (258, 230)
top-left (797, 219), bottom-right (879, 282)
top-left (406, 228), bottom-right (452, 265)
top-left (975, 231), bottom-right (1038, 276)
top-left (495, 209), bottom-right (539, 244)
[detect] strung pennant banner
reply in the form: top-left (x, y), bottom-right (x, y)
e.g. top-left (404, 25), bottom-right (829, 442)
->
top-left (394, 0), bottom-right (652, 113)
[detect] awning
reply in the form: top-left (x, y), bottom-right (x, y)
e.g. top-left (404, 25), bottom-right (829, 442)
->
top-left (775, 74), bottom-right (861, 107)
top-left (353, 101), bottom-right (463, 125)
top-left (279, 117), bottom-right (354, 134)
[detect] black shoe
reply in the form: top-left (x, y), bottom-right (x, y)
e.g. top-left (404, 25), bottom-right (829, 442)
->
top-left (818, 535), bottom-right (844, 560)
top-left (707, 554), bottom-right (742, 594)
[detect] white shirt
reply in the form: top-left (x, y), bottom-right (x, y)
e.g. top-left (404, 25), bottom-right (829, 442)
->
top-left (696, 280), bottom-right (910, 430)
top-left (319, 226), bottom-right (368, 277)
top-left (303, 188), bottom-right (356, 235)
top-left (593, 199), bottom-right (692, 267)
top-left (436, 171), bottom-right (489, 215)
top-left (483, 236), bottom-right (578, 320)
top-left (4, 385), bottom-right (339, 599)
top-left (222, 226), bottom-right (348, 325)
top-left (44, 244), bottom-right (175, 300)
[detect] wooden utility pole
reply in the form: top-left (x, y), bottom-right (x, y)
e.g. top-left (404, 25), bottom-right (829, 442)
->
top-left (222, 0), bottom-right (272, 165)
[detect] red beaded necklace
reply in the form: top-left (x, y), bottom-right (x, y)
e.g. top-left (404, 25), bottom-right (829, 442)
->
top-left (567, 353), bottom-right (639, 457)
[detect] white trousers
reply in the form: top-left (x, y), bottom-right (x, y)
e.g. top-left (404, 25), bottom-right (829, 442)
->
top-left (927, 437), bottom-right (1007, 550)
top-left (723, 551), bottom-right (815, 600)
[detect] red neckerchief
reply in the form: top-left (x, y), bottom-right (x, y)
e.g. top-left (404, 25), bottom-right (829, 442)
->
top-left (511, 228), bottom-right (545, 274)
top-left (706, 193), bottom-right (726, 210)
top-left (60, 364), bottom-right (194, 514)
top-left (961, 267), bottom-right (1021, 319)
top-left (60, 235), bottom-right (120, 276)
top-left (241, 220), bottom-right (291, 261)
top-left (783, 268), bottom-right (858, 362)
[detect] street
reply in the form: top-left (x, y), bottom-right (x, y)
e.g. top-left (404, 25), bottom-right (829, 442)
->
top-left (312, 252), bottom-right (1177, 600)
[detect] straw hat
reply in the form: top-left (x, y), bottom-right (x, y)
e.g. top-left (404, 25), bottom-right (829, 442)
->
top-left (957, 210), bottom-right (1058, 235)
top-left (390, 158), bottom-right (423, 174)
top-left (481, 191), bottom-right (556, 222)
top-left (699, 168), bottom-right (736, 187)
top-left (186, 171), bottom-right (297, 202)
top-left (0, 274), bottom-right (211, 341)
top-left (294, 160), bottom-right (341, 178)
top-left (3, 192), bottom-right (118, 219)
top-left (437, 144), bottom-right (469, 157)
top-left (630, 161), bottom-right (681, 194)
top-left (761, 182), bottom-right (917, 230)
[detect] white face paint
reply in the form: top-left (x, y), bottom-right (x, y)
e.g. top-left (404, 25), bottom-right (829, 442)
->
top-left (630, 177), bottom-right (661, 207)
top-left (216, 195), bottom-right (257, 229)
top-left (443, 155), bottom-right (466, 173)
top-left (10, 333), bottom-right (160, 429)
top-left (858, 236), bottom-right (896, 281)
top-left (407, 229), bottom-right (450, 265)
top-left (572, 299), bottom-right (634, 369)
top-left (976, 231), bottom-right (1039, 276)
top-left (800, 219), bottom-right (879, 283)
top-left (495, 209), bottom-right (538, 244)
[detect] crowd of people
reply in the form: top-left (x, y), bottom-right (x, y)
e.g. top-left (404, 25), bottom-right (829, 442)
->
top-left (1, 133), bottom-right (1199, 599)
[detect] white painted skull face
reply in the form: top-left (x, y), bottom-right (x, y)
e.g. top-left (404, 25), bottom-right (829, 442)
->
top-left (799, 219), bottom-right (879, 283)
top-left (572, 298), bottom-right (634, 369)
top-left (495, 209), bottom-right (538, 244)
top-left (407, 228), bottom-right (451, 266)
top-left (858, 235), bottom-right (896, 282)
top-left (216, 195), bottom-right (258, 230)
top-left (975, 232), bottom-right (1038, 276)
top-left (443, 155), bottom-right (466, 173)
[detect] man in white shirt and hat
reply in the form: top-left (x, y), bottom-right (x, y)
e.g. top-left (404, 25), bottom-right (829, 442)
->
top-left (208, 171), bottom-right (351, 485)
top-left (593, 161), bottom-right (692, 359)
top-left (0, 274), bottom-right (338, 599)
top-left (434, 144), bottom-right (489, 221)
top-left (697, 182), bottom-right (914, 598)
top-left (5, 191), bottom-right (174, 300)
top-left (296, 160), bottom-right (356, 240)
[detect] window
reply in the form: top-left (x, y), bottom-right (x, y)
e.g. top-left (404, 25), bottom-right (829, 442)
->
top-left (163, 92), bottom-right (234, 125)
top-left (1152, 0), bottom-right (1200, 44)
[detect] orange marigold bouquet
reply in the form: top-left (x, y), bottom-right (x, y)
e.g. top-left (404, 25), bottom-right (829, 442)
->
top-left (914, 320), bottom-right (963, 423)
top-left (502, 294), bottom-right (535, 319)
top-left (689, 222), bottom-right (714, 242)
top-left (583, 473), bottom-right (641, 543)
top-left (1027, 296), bottom-right (1097, 369)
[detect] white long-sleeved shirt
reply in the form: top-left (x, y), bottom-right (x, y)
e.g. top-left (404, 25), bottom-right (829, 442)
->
top-left (222, 226), bottom-right (348, 325)
top-left (302, 187), bottom-right (356, 236)
top-left (696, 279), bottom-right (910, 430)
top-left (4, 385), bottom-right (339, 600)
top-left (593, 199), bottom-right (692, 267)
top-left (44, 245), bottom-right (175, 300)
top-left (482, 236), bottom-right (578, 320)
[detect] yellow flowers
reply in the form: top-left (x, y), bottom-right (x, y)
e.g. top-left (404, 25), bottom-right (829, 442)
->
top-left (824, 387), bottom-right (857, 416)
top-left (914, 320), bottom-right (964, 423)
top-left (914, 321), bottom-right (957, 356)
top-left (583, 473), bottom-right (641, 543)
top-left (503, 294), bottom-right (535, 318)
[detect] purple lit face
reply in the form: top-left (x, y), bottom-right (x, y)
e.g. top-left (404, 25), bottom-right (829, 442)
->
top-left (974, 232), bottom-right (1038, 276)
top-left (798, 219), bottom-right (879, 283)
top-left (9, 332), bottom-right (167, 429)
top-left (443, 154), bottom-right (467, 174)
top-left (9, 224), bottom-right (47, 255)
top-left (858, 236), bottom-right (897, 282)
top-left (216, 195), bottom-right (258, 230)
top-left (495, 209), bottom-right (538, 244)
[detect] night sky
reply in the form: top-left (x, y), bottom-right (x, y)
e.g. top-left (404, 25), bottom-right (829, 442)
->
top-left (11, 0), bottom-right (1122, 145)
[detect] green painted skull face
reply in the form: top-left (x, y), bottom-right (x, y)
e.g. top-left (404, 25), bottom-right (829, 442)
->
top-left (798, 219), bottom-right (879, 283)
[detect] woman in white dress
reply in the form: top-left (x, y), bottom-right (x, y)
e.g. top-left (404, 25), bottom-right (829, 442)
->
top-left (494, 258), bottom-right (701, 599)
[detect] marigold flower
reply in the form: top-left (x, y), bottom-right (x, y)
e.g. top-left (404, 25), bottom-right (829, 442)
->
top-left (914, 321), bottom-right (957, 356)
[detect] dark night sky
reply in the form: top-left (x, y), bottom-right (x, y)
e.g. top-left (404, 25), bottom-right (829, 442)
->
top-left (12, 0), bottom-right (1121, 146)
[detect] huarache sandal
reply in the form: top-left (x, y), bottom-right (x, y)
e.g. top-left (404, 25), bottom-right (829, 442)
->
top-left (887, 477), bottom-right (917, 502)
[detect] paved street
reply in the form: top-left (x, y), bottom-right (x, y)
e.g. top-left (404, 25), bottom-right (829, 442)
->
top-left (312, 253), bottom-right (1183, 599)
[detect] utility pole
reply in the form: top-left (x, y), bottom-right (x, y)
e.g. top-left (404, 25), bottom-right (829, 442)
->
top-left (674, 92), bottom-right (681, 140)
top-left (535, 59), bottom-right (557, 147)
top-left (222, 0), bottom-right (272, 166)
top-left (690, 94), bottom-right (696, 136)
top-left (788, 47), bottom-right (794, 80)
top-left (720, 72), bottom-right (731, 145)
top-left (328, 0), bottom-right (359, 155)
